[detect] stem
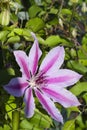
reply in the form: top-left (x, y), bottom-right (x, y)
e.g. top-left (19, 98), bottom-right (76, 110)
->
top-left (12, 110), bottom-right (20, 130)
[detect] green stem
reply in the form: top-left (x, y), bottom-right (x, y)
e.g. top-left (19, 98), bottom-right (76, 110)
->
top-left (12, 110), bottom-right (20, 130)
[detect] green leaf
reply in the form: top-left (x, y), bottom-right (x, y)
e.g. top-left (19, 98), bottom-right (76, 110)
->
top-left (61, 9), bottom-right (72, 16)
top-left (28, 5), bottom-right (42, 18)
top-left (30, 109), bottom-right (53, 128)
top-left (45, 35), bottom-right (61, 47)
top-left (0, 31), bottom-right (9, 42)
top-left (70, 82), bottom-right (87, 96)
top-left (26, 17), bottom-right (45, 32)
top-left (7, 36), bottom-right (20, 43)
top-left (67, 60), bottom-right (87, 74)
top-left (48, 17), bottom-right (58, 25)
top-left (0, 127), bottom-right (3, 130)
top-left (81, 35), bottom-right (87, 56)
top-left (76, 115), bottom-right (87, 129)
top-left (79, 59), bottom-right (87, 66)
top-left (0, 125), bottom-right (10, 130)
top-left (45, 35), bottom-right (73, 47)
top-left (67, 106), bottom-right (80, 117)
top-left (62, 120), bottom-right (75, 130)
top-left (20, 119), bottom-right (42, 130)
top-left (20, 109), bottom-right (52, 129)
top-left (13, 28), bottom-right (23, 35)
top-left (5, 96), bottom-right (16, 120)
top-left (82, 93), bottom-right (87, 104)
top-left (49, 8), bottom-right (58, 14)
top-left (3, 125), bottom-right (10, 130)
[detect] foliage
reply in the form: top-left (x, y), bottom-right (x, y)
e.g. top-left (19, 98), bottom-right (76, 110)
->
top-left (0, 0), bottom-right (87, 130)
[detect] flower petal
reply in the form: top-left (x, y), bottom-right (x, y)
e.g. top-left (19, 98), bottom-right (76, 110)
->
top-left (35, 89), bottom-right (63, 123)
top-left (39, 46), bottom-right (65, 75)
top-left (14, 51), bottom-right (30, 79)
top-left (29, 32), bottom-right (42, 75)
top-left (42, 87), bottom-right (80, 108)
top-left (4, 77), bottom-right (28, 97)
top-left (46, 69), bottom-right (82, 88)
top-left (24, 87), bottom-right (35, 118)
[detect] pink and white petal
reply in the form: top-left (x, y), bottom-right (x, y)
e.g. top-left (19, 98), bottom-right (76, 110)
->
top-left (46, 69), bottom-right (82, 88)
top-left (24, 87), bottom-right (35, 118)
top-left (39, 46), bottom-right (65, 75)
top-left (4, 77), bottom-right (28, 97)
top-left (35, 89), bottom-right (63, 123)
top-left (42, 87), bottom-right (80, 108)
top-left (14, 51), bottom-right (30, 79)
top-left (28, 32), bottom-right (42, 75)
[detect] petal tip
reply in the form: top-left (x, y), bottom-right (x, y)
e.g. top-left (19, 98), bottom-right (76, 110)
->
top-left (31, 32), bottom-right (37, 41)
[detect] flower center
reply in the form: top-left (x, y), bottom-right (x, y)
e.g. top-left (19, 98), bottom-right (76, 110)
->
top-left (29, 72), bottom-right (48, 89)
top-left (29, 78), bottom-right (36, 88)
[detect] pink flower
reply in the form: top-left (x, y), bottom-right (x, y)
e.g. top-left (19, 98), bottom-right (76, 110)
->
top-left (4, 33), bottom-right (82, 123)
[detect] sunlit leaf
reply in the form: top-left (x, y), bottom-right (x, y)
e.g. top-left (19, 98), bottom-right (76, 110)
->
top-left (7, 36), bottom-right (20, 43)
top-left (67, 60), bottom-right (87, 74)
top-left (45, 35), bottom-right (71, 47)
top-left (26, 17), bottom-right (45, 32)
top-left (62, 120), bottom-right (75, 130)
top-left (20, 119), bottom-right (42, 130)
top-left (20, 109), bottom-right (52, 129)
top-left (70, 82), bottom-right (87, 96)
top-left (0, 31), bottom-right (9, 42)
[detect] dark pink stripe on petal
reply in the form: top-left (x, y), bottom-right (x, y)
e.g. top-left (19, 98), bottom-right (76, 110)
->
top-left (29, 33), bottom-right (42, 75)
top-left (47, 76), bottom-right (70, 83)
top-left (46, 69), bottom-right (82, 87)
top-left (24, 87), bottom-right (35, 118)
top-left (14, 51), bottom-right (30, 79)
top-left (4, 77), bottom-right (28, 97)
top-left (40, 46), bottom-right (65, 75)
top-left (35, 89), bottom-right (63, 123)
top-left (42, 87), bottom-right (80, 108)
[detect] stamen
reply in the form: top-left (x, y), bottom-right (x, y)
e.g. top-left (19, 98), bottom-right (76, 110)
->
top-left (29, 72), bottom-right (48, 89)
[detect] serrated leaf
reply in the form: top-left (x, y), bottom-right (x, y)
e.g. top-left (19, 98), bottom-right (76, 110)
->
top-left (62, 120), bottom-right (75, 130)
top-left (70, 82), bottom-right (87, 96)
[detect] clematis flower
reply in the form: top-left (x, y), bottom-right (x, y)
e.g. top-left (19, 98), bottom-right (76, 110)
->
top-left (4, 32), bottom-right (82, 123)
